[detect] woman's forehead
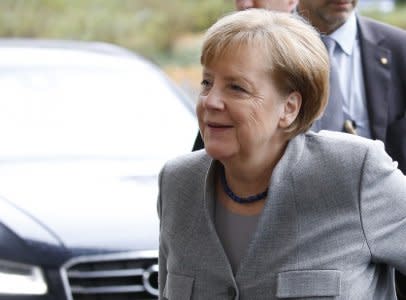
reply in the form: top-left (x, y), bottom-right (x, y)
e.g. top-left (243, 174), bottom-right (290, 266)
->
top-left (205, 40), bottom-right (267, 65)
top-left (203, 46), bottom-right (270, 82)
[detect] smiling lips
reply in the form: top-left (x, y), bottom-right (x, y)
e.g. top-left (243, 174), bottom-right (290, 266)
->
top-left (207, 122), bottom-right (233, 130)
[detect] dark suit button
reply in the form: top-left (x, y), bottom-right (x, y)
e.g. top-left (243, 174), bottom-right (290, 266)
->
top-left (227, 286), bottom-right (236, 298)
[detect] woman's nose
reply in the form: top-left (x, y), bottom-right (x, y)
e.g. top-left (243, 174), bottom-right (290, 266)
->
top-left (202, 88), bottom-right (225, 110)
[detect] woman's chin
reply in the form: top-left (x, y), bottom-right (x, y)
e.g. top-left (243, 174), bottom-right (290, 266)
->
top-left (204, 143), bottom-right (235, 160)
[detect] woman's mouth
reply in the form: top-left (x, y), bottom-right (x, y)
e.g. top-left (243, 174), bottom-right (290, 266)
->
top-left (207, 122), bottom-right (233, 129)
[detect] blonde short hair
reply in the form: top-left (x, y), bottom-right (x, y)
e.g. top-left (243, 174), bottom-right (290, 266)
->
top-left (201, 9), bottom-right (329, 135)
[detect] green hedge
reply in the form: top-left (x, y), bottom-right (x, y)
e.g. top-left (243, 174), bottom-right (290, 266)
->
top-left (0, 0), bottom-right (404, 66)
top-left (0, 0), bottom-right (233, 63)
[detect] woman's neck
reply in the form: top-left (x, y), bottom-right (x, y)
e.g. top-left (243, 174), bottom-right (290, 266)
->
top-left (220, 138), bottom-right (288, 193)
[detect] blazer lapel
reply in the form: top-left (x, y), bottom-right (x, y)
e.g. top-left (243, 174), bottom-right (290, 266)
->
top-left (202, 159), bottom-right (236, 277)
top-left (358, 17), bottom-right (391, 141)
top-left (236, 134), bottom-right (306, 280)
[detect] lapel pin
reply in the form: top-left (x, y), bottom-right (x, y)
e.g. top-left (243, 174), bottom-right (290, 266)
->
top-left (380, 57), bottom-right (388, 65)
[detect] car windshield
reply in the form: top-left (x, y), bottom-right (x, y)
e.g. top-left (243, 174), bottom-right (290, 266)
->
top-left (0, 48), bottom-right (196, 161)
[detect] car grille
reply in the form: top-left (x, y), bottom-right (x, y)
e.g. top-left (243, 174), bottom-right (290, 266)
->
top-left (61, 250), bottom-right (158, 300)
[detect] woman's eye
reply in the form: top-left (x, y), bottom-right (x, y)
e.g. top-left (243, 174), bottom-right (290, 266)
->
top-left (200, 79), bottom-right (212, 95)
top-left (200, 79), bottom-right (211, 87)
top-left (230, 84), bottom-right (246, 93)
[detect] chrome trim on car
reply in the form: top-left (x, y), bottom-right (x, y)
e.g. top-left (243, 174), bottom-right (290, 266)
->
top-left (61, 250), bottom-right (158, 300)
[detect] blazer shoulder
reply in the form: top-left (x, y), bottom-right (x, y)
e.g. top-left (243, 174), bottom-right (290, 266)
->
top-left (308, 130), bottom-right (378, 148)
top-left (304, 131), bottom-right (398, 177)
top-left (159, 150), bottom-right (212, 197)
top-left (158, 150), bottom-right (212, 239)
top-left (161, 150), bottom-right (211, 178)
top-left (306, 131), bottom-right (385, 162)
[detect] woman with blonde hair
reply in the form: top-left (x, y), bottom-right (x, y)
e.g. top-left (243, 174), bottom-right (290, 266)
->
top-left (158, 9), bottom-right (406, 299)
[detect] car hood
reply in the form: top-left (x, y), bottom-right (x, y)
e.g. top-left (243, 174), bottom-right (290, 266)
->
top-left (0, 159), bottom-right (162, 252)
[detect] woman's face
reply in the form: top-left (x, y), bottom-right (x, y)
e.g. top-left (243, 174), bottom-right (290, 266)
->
top-left (196, 45), bottom-right (291, 162)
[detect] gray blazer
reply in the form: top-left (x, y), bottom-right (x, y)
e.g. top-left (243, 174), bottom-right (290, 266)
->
top-left (158, 131), bottom-right (406, 300)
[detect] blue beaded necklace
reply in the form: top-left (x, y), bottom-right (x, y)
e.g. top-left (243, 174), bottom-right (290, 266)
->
top-left (220, 166), bottom-right (268, 204)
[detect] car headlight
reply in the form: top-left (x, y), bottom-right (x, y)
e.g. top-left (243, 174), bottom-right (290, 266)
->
top-left (0, 259), bottom-right (47, 295)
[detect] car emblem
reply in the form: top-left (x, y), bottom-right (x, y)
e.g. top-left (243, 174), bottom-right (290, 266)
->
top-left (143, 263), bottom-right (159, 296)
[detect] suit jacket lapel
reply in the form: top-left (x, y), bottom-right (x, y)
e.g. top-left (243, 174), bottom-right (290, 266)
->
top-left (358, 17), bottom-right (391, 141)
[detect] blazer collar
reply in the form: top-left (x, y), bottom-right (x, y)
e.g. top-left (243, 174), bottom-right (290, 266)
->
top-left (203, 134), bottom-right (306, 221)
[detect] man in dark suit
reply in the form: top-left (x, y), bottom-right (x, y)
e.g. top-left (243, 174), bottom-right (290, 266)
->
top-left (192, 0), bottom-right (406, 297)
top-left (297, 0), bottom-right (406, 171)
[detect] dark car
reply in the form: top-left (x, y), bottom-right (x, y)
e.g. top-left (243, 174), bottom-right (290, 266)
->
top-left (0, 39), bottom-right (197, 299)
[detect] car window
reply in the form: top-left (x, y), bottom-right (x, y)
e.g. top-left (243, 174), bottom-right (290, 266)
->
top-left (0, 48), bottom-right (197, 160)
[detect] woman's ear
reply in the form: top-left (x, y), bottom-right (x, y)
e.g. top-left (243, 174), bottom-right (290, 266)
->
top-left (279, 91), bottom-right (302, 128)
top-left (288, 0), bottom-right (299, 12)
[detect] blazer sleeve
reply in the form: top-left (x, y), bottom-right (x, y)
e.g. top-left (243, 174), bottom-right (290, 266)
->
top-left (360, 140), bottom-right (406, 274)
